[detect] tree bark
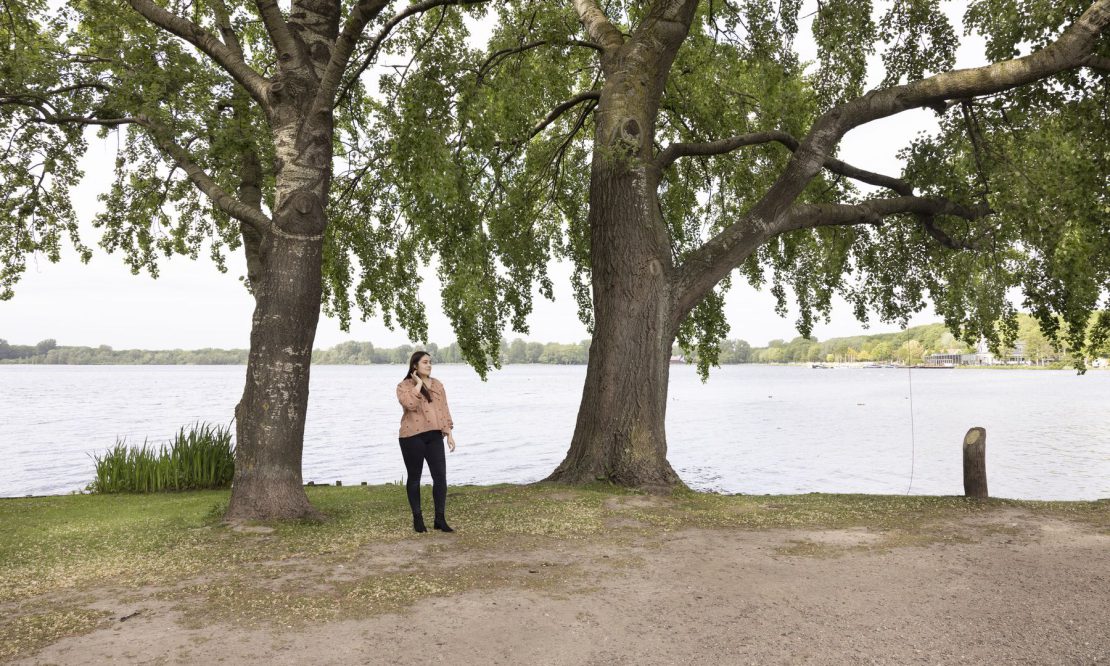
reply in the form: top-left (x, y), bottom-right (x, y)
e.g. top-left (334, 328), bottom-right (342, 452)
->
top-left (548, 1), bottom-right (698, 489)
top-left (238, 146), bottom-right (265, 290)
top-left (227, 227), bottom-right (325, 521)
top-left (226, 84), bottom-right (332, 520)
top-left (546, 156), bottom-right (683, 490)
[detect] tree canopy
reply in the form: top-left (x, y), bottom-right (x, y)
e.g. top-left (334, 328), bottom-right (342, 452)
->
top-left (360, 0), bottom-right (1108, 374)
top-left (5, 1), bottom-right (1106, 373)
top-left (1, 0), bottom-right (451, 346)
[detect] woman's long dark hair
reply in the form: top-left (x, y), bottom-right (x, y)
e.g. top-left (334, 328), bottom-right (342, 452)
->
top-left (405, 351), bottom-right (433, 402)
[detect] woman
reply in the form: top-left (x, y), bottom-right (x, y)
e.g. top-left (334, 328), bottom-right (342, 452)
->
top-left (396, 351), bottom-right (457, 533)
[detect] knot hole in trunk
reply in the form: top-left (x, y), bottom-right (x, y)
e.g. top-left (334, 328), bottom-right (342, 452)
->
top-left (610, 117), bottom-right (642, 157)
top-left (275, 189), bottom-right (325, 237)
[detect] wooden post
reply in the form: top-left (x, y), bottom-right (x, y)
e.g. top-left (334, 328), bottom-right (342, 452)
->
top-left (963, 427), bottom-right (988, 498)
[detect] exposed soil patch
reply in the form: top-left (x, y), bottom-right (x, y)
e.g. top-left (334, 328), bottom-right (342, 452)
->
top-left (602, 495), bottom-right (675, 510)
top-left (10, 499), bottom-right (1110, 665)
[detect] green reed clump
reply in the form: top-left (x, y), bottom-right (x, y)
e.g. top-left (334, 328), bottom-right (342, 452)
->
top-left (89, 422), bottom-right (235, 493)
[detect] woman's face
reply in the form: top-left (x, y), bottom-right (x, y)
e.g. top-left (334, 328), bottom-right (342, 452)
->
top-left (416, 355), bottom-right (432, 377)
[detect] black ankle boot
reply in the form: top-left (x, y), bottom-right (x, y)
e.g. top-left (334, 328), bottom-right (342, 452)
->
top-left (433, 514), bottom-right (454, 532)
top-left (413, 514), bottom-right (427, 533)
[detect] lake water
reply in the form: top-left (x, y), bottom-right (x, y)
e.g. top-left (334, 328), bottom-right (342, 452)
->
top-left (2, 364), bottom-right (1108, 500)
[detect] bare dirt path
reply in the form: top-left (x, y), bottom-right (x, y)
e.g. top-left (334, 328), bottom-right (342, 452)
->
top-left (18, 506), bottom-right (1110, 665)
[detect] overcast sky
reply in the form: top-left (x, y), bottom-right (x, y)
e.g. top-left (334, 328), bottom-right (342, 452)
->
top-left (0, 3), bottom-right (985, 350)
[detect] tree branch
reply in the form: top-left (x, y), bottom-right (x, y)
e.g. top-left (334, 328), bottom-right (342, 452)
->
top-left (333, 0), bottom-right (491, 110)
top-left (0, 97), bottom-right (135, 126)
top-left (780, 197), bottom-right (991, 238)
top-left (27, 82), bottom-right (113, 97)
top-left (657, 129), bottom-right (915, 194)
top-left (549, 98), bottom-right (598, 198)
top-left (670, 0), bottom-right (1110, 326)
top-left (505, 90), bottom-right (601, 146)
top-left (9, 101), bottom-right (271, 232)
top-left (253, 0), bottom-right (301, 61)
top-left (209, 0), bottom-right (245, 62)
top-left (316, 0), bottom-right (392, 110)
top-left (656, 130), bottom-right (785, 168)
top-left (23, 114), bottom-right (135, 127)
top-left (1085, 53), bottom-right (1110, 70)
top-left (571, 0), bottom-right (624, 53)
top-left (125, 0), bottom-right (270, 109)
top-left (476, 39), bottom-right (602, 85)
top-left (136, 116), bottom-right (272, 234)
top-left (133, 117), bottom-right (271, 234)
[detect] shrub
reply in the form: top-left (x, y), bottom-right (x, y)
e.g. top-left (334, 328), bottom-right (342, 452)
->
top-left (89, 422), bottom-right (235, 493)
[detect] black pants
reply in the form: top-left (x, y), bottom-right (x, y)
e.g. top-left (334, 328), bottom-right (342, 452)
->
top-left (398, 429), bottom-right (447, 517)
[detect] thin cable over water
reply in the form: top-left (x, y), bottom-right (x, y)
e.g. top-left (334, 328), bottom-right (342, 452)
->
top-left (906, 367), bottom-right (916, 494)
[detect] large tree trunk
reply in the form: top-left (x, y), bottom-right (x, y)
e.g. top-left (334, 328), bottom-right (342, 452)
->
top-left (548, 0), bottom-right (698, 490)
top-left (226, 107), bottom-right (332, 521)
top-left (546, 235), bottom-right (683, 488)
top-left (547, 100), bottom-right (683, 491)
top-left (227, 230), bottom-right (324, 521)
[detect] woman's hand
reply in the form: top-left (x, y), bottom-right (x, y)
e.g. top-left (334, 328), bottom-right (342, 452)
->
top-left (411, 371), bottom-right (424, 391)
top-left (446, 433), bottom-right (456, 452)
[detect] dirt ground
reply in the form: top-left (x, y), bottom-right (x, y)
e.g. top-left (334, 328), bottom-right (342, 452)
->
top-left (14, 504), bottom-right (1110, 665)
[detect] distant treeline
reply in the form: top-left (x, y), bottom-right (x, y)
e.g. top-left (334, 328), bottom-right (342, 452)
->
top-left (4, 314), bottom-right (1103, 366)
top-left (739, 314), bottom-right (1108, 365)
top-left (735, 323), bottom-right (964, 364)
top-left (313, 339), bottom-right (593, 365)
top-left (0, 339), bottom-right (250, 365)
top-left (0, 337), bottom-right (592, 365)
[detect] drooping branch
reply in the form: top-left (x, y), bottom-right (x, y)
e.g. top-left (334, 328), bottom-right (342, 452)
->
top-left (382, 7), bottom-right (450, 110)
top-left (960, 101), bottom-right (992, 197)
top-left (571, 0), bottom-right (625, 53)
top-left (507, 90), bottom-right (601, 146)
top-left (671, 0), bottom-right (1110, 323)
top-left (138, 117), bottom-right (272, 234)
top-left (253, 0), bottom-right (301, 62)
top-left (333, 0), bottom-right (491, 109)
top-left (476, 39), bottom-right (603, 85)
top-left (657, 129), bottom-right (915, 194)
top-left (549, 97), bottom-right (599, 190)
top-left (11, 100), bottom-right (272, 233)
top-left (917, 216), bottom-right (981, 250)
top-left (125, 0), bottom-right (270, 109)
